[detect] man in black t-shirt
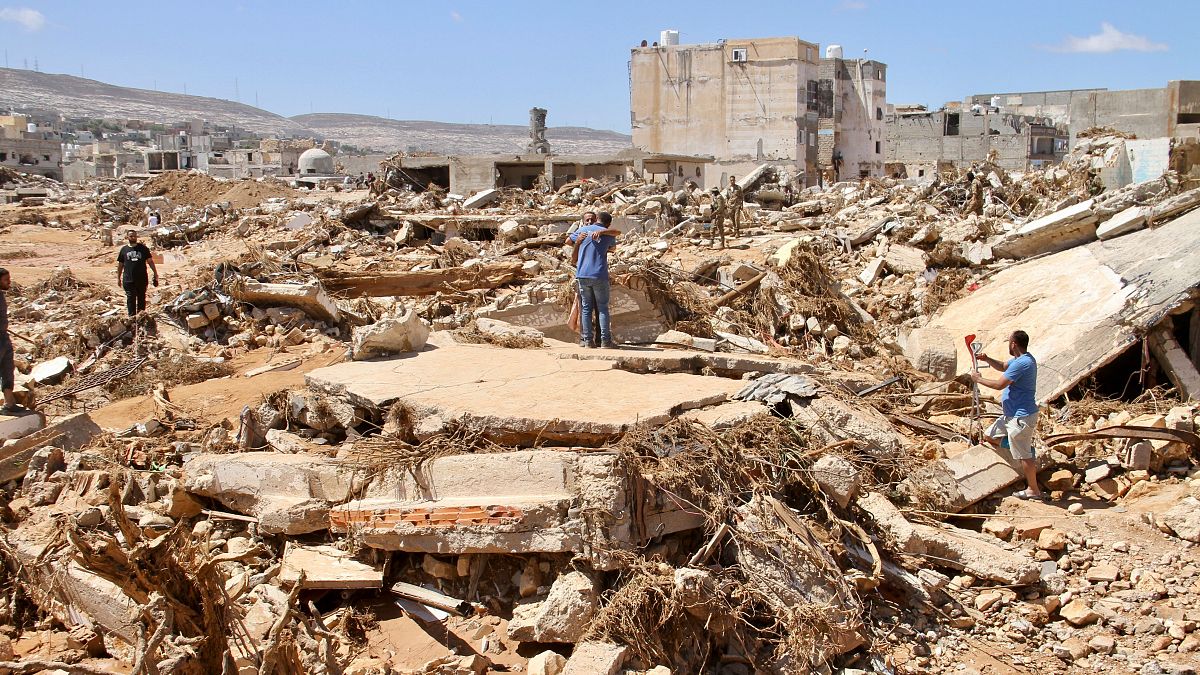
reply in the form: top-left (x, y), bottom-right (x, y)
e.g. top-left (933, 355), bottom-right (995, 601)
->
top-left (116, 229), bottom-right (158, 318)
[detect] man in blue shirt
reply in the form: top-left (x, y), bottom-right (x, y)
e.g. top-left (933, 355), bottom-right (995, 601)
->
top-left (972, 330), bottom-right (1043, 499)
top-left (569, 211), bottom-right (620, 348)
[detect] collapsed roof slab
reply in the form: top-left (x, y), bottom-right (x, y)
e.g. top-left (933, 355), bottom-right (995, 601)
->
top-left (305, 339), bottom-right (746, 446)
top-left (331, 450), bottom-right (702, 570)
top-left (924, 208), bottom-right (1200, 403)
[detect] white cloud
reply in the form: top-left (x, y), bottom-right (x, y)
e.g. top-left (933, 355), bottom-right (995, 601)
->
top-left (0, 7), bottom-right (45, 31)
top-left (450, 10), bottom-right (463, 22)
top-left (1050, 22), bottom-right (1167, 53)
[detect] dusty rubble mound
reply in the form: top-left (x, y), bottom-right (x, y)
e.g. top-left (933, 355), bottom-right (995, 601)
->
top-left (0, 133), bottom-right (1198, 674)
top-left (140, 171), bottom-right (298, 209)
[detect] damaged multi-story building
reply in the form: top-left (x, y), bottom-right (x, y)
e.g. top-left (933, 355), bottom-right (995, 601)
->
top-left (0, 112), bottom-right (63, 181)
top-left (629, 33), bottom-right (821, 187)
top-left (816, 46), bottom-right (887, 182)
top-left (884, 102), bottom-right (1067, 178)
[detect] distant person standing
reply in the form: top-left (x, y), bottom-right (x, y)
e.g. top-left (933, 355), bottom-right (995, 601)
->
top-left (0, 268), bottom-right (27, 414)
top-left (116, 229), bottom-right (158, 319)
top-left (147, 210), bottom-right (161, 228)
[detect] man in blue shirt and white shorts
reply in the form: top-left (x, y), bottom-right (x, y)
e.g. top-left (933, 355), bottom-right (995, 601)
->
top-left (972, 330), bottom-right (1043, 500)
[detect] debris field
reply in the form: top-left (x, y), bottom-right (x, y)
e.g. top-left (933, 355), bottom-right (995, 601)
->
top-left (0, 133), bottom-right (1198, 675)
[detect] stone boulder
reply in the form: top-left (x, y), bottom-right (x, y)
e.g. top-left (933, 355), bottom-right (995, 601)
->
top-left (506, 571), bottom-right (599, 643)
top-left (475, 317), bottom-right (544, 344)
top-left (1160, 496), bottom-right (1200, 543)
top-left (901, 327), bottom-right (958, 381)
top-left (351, 310), bottom-right (430, 360)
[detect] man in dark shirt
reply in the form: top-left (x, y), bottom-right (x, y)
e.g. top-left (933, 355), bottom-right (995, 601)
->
top-left (0, 267), bottom-right (25, 414)
top-left (116, 229), bottom-right (158, 319)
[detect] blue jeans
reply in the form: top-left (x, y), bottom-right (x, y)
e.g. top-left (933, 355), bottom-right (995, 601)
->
top-left (577, 277), bottom-right (611, 345)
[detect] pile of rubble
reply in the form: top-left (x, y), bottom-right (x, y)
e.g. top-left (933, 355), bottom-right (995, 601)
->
top-left (0, 132), bottom-right (1198, 674)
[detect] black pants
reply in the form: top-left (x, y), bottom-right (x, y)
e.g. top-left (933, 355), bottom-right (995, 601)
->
top-left (123, 280), bottom-right (147, 316)
top-left (0, 342), bottom-right (13, 392)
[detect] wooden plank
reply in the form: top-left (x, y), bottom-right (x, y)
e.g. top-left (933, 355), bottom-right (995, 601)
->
top-left (1148, 327), bottom-right (1200, 401)
top-left (318, 261), bottom-right (525, 298)
top-left (390, 582), bottom-right (476, 617)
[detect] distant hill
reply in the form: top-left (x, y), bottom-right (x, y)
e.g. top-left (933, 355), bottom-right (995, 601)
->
top-left (0, 68), bottom-right (307, 136)
top-left (0, 68), bottom-right (633, 155)
top-left (292, 113), bottom-right (632, 155)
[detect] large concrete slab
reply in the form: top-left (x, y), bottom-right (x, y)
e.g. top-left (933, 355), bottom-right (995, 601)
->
top-left (927, 209), bottom-right (1200, 403)
top-left (332, 450), bottom-right (701, 569)
top-left (306, 340), bottom-right (745, 445)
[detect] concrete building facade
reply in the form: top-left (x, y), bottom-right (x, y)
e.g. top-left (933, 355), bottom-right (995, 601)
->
top-left (1069, 80), bottom-right (1200, 143)
top-left (0, 113), bottom-right (63, 180)
top-left (885, 105), bottom-right (1066, 178)
top-left (630, 36), bottom-right (820, 187)
top-left (817, 54), bottom-right (887, 181)
top-left (398, 150), bottom-right (711, 198)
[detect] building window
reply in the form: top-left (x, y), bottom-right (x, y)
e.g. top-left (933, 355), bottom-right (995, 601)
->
top-left (806, 80), bottom-right (819, 112)
top-left (918, 169), bottom-right (925, 177)
top-left (43, 154), bottom-right (51, 161)
top-left (875, 141), bottom-right (881, 154)
top-left (945, 113), bottom-right (960, 137)
top-left (876, 107), bottom-right (883, 121)
top-left (0, 152), bottom-right (6, 161)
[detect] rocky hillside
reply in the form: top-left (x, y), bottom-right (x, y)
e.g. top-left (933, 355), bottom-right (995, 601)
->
top-left (0, 68), bottom-right (307, 136)
top-left (0, 68), bottom-right (632, 155)
top-left (292, 113), bottom-right (632, 155)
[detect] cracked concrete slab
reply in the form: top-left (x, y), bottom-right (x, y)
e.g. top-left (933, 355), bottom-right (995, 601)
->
top-left (306, 339), bottom-right (746, 446)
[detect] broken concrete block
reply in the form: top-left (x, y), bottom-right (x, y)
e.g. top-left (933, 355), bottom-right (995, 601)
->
top-left (507, 571), bottom-right (599, 643)
top-left (858, 492), bottom-right (1038, 585)
top-left (186, 312), bottom-right (210, 329)
top-left (30, 356), bottom-right (72, 385)
top-left (1060, 599), bottom-right (1100, 626)
top-left (232, 279), bottom-right (340, 323)
top-left (527, 651), bottom-right (567, 675)
top-left (1123, 439), bottom-right (1152, 470)
top-left (475, 317), bottom-right (544, 343)
top-left (1160, 496), bottom-right (1200, 543)
top-left (811, 454), bottom-right (861, 508)
top-left (993, 199), bottom-right (1098, 259)
top-left (283, 326), bottom-right (306, 346)
top-left (789, 395), bottom-right (903, 458)
top-left (182, 452), bottom-right (353, 534)
top-left (0, 410), bottom-right (45, 444)
top-left (280, 544), bottom-right (383, 589)
top-left (202, 302), bottom-right (221, 321)
top-left (858, 257), bottom-right (885, 285)
top-left (498, 219), bottom-right (538, 243)
top-left (901, 327), bottom-right (958, 381)
top-left (0, 412), bottom-right (99, 484)
top-left (562, 642), bottom-right (630, 675)
top-left (351, 310), bottom-right (430, 360)
top-left (265, 428), bottom-right (314, 454)
top-left (1084, 460), bottom-right (1112, 484)
top-left (883, 244), bottom-right (928, 275)
top-left (462, 188), bottom-right (500, 209)
top-left (332, 450), bottom-right (701, 569)
top-left (1044, 469), bottom-right (1075, 492)
top-left (981, 519), bottom-right (1014, 540)
top-left (1096, 205), bottom-right (1148, 240)
top-left (900, 443), bottom-right (1021, 512)
top-left (832, 335), bottom-right (852, 354)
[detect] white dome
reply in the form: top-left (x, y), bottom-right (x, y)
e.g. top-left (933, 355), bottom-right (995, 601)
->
top-left (298, 148), bottom-right (334, 175)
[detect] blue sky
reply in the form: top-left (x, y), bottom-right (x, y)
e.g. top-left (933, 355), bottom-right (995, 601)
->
top-left (1, 1), bottom-right (1195, 133)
